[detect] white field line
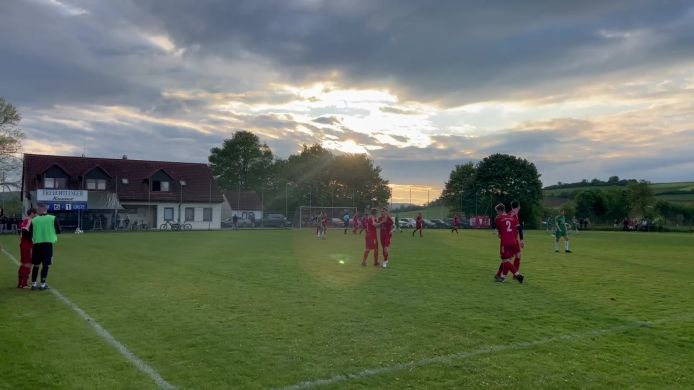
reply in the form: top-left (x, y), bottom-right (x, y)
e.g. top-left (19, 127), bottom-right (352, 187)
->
top-left (279, 317), bottom-right (681, 390)
top-left (2, 248), bottom-right (176, 390)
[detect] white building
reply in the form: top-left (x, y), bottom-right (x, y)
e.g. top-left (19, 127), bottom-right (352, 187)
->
top-left (22, 154), bottom-right (225, 230)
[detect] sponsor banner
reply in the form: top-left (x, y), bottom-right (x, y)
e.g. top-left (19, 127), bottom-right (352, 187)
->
top-left (469, 215), bottom-right (491, 229)
top-left (37, 189), bottom-right (88, 202)
top-left (47, 202), bottom-right (88, 212)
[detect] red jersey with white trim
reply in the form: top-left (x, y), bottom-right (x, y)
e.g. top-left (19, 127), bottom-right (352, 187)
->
top-left (379, 216), bottom-right (393, 238)
top-left (322, 215), bottom-right (328, 227)
top-left (365, 216), bottom-right (378, 238)
top-left (415, 216), bottom-right (423, 228)
top-left (495, 214), bottom-right (518, 246)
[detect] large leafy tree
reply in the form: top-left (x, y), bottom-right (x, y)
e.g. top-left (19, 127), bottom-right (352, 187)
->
top-left (628, 181), bottom-right (656, 217)
top-left (208, 131), bottom-right (274, 191)
top-left (441, 162), bottom-right (475, 212)
top-left (470, 154), bottom-right (543, 227)
top-left (270, 144), bottom-right (391, 212)
top-left (1, 97), bottom-right (24, 172)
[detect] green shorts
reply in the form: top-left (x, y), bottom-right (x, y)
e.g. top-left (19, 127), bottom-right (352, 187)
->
top-left (555, 230), bottom-right (568, 239)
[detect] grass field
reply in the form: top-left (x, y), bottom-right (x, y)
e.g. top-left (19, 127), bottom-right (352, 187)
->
top-left (1, 229), bottom-right (693, 389)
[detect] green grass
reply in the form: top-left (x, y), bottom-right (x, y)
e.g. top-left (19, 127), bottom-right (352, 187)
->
top-left (1, 230), bottom-right (693, 389)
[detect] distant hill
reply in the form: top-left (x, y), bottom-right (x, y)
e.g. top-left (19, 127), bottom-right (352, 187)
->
top-left (542, 181), bottom-right (694, 207)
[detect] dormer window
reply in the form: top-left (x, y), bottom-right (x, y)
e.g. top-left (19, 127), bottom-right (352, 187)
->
top-left (86, 179), bottom-right (107, 190)
top-left (44, 177), bottom-right (67, 189)
top-left (84, 166), bottom-right (110, 191)
top-left (43, 165), bottom-right (69, 189)
top-left (152, 180), bottom-right (170, 192)
top-left (150, 169), bottom-right (173, 192)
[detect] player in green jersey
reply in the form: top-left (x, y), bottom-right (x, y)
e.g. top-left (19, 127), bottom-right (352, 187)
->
top-left (554, 209), bottom-right (572, 253)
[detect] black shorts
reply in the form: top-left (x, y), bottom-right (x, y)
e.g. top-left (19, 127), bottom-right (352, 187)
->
top-left (31, 243), bottom-right (53, 266)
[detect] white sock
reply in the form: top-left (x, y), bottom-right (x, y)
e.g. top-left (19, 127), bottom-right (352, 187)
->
top-left (555, 242), bottom-right (559, 250)
top-left (565, 241), bottom-right (570, 250)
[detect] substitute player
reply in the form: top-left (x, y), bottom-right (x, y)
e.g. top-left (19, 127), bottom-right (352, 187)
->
top-left (451, 213), bottom-right (461, 234)
top-left (412, 212), bottom-right (424, 237)
top-left (494, 203), bottom-right (524, 284)
top-left (17, 208), bottom-right (36, 288)
top-left (362, 208), bottom-right (383, 267)
top-left (29, 204), bottom-right (61, 290)
top-left (378, 208), bottom-right (395, 268)
top-left (352, 211), bottom-right (360, 234)
top-left (554, 209), bottom-right (572, 253)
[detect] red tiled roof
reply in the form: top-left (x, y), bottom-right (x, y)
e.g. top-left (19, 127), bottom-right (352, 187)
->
top-left (223, 191), bottom-right (262, 210)
top-left (23, 154), bottom-right (224, 203)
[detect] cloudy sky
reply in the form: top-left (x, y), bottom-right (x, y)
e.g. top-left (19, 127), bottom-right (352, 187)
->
top-left (2, 0), bottom-right (693, 203)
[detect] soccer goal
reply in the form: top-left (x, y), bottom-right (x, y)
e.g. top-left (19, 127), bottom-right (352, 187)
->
top-left (298, 206), bottom-right (358, 229)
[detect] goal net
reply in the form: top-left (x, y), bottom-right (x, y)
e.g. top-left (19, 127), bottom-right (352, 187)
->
top-left (298, 206), bottom-right (358, 229)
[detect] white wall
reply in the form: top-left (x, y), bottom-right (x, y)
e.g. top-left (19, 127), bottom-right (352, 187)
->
top-left (155, 202), bottom-right (223, 230)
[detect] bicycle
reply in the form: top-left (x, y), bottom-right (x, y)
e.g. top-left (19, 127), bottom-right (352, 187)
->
top-left (160, 221), bottom-right (192, 231)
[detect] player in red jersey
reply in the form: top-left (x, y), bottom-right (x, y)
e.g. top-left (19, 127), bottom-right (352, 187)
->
top-left (359, 214), bottom-right (368, 235)
top-left (508, 200), bottom-right (524, 273)
top-left (378, 207), bottom-right (395, 268)
top-left (17, 208), bottom-right (36, 288)
top-left (451, 213), bottom-right (461, 234)
top-left (412, 212), bottom-right (424, 237)
top-left (318, 211), bottom-right (329, 240)
top-left (362, 208), bottom-right (383, 267)
top-left (352, 211), bottom-right (359, 234)
top-left (494, 203), bottom-right (524, 284)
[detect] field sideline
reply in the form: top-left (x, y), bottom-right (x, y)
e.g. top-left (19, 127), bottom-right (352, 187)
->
top-left (1, 229), bottom-right (693, 389)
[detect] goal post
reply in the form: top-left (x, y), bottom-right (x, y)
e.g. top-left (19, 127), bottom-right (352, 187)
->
top-left (298, 206), bottom-right (358, 229)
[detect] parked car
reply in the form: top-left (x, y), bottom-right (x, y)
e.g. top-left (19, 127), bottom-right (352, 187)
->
top-left (399, 218), bottom-right (416, 228)
top-left (330, 218), bottom-right (344, 227)
top-left (221, 218), bottom-right (255, 228)
top-left (263, 214), bottom-right (291, 228)
top-left (431, 219), bottom-right (449, 228)
top-left (423, 219), bottom-right (436, 228)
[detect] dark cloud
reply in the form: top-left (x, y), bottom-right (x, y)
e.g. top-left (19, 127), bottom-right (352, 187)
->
top-left (133, 0), bottom-right (694, 104)
top-left (312, 116), bottom-right (342, 125)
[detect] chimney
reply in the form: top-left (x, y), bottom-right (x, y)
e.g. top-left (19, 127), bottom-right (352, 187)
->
top-left (122, 155), bottom-right (128, 160)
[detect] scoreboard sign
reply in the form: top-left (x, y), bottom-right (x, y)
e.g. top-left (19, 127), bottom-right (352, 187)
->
top-left (37, 189), bottom-right (88, 212)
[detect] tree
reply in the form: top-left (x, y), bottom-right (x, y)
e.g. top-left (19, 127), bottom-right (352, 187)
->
top-left (1, 97), bottom-right (24, 191)
top-left (471, 154), bottom-right (543, 227)
top-left (441, 162), bottom-right (475, 212)
top-left (573, 189), bottom-right (608, 221)
top-left (276, 145), bottom-right (390, 212)
top-left (208, 131), bottom-right (274, 191)
top-left (607, 175), bottom-right (620, 185)
top-left (628, 181), bottom-right (655, 217)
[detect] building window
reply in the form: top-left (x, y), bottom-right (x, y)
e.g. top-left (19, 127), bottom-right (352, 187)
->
top-left (185, 207), bottom-right (195, 222)
top-left (152, 181), bottom-right (170, 192)
top-left (203, 208), bottom-right (212, 222)
top-left (163, 207), bottom-right (174, 221)
top-left (44, 177), bottom-right (67, 189)
top-left (86, 179), bottom-right (107, 190)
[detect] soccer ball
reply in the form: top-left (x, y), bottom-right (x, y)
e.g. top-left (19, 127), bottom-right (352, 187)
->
top-left (74, 228), bottom-right (84, 235)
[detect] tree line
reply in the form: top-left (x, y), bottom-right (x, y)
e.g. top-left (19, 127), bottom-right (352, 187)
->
top-left (558, 183), bottom-right (694, 227)
top-left (545, 176), bottom-right (639, 190)
top-left (209, 131), bottom-right (391, 214)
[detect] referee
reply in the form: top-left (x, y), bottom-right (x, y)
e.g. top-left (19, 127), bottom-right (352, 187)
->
top-left (29, 204), bottom-right (61, 290)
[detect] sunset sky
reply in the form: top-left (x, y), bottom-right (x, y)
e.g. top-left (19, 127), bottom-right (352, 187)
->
top-left (2, 0), bottom-right (693, 204)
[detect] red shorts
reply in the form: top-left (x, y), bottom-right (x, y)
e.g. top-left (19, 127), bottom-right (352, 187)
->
top-left (365, 235), bottom-right (378, 250)
top-left (500, 244), bottom-right (519, 260)
top-left (380, 235), bottom-right (391, 247)
top-left (512, 241), bottom-right (521, 255)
